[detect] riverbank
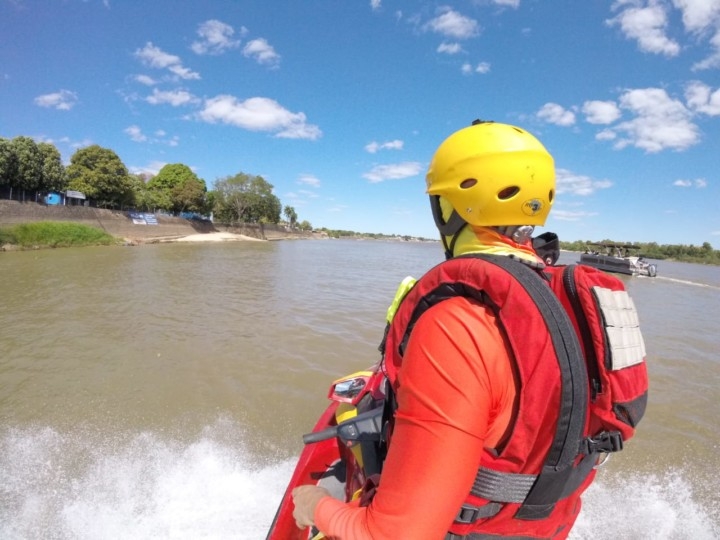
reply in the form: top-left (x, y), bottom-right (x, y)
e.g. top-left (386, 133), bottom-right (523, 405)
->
top-left (0, 200), bottom-right (313, 245)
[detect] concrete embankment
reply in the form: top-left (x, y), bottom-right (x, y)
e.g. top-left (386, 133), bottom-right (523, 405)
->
top-left (0, 200), bottom-right (311, 242)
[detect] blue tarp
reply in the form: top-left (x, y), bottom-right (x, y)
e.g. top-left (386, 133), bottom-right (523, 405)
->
top-left (45, 193), bottom-right (62, 205)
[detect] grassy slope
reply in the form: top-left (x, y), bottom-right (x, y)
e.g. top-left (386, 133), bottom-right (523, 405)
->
top-left (0, 222), bottom-right (118, 249)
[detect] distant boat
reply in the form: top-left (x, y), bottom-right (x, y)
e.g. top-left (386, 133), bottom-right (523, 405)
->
top-left (579, 243), bottom-right (658, 277)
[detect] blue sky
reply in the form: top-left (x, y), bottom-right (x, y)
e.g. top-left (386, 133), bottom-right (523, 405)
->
top-left (2, 0), bottom-right (719, 246)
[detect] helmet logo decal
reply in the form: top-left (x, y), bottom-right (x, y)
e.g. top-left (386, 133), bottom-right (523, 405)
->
top-left (522, 199), bottom-right (544, 217)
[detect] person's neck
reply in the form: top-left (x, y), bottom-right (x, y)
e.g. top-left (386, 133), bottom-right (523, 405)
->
top-left (451, 226), bottom-right (542, 265)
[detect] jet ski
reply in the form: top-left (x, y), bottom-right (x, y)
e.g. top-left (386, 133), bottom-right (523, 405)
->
top-left (266, 368), bottom-right (388, 540)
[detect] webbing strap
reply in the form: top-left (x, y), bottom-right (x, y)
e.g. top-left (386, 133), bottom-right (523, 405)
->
top-left (455, 502), bottom-right (503, 524)
top-left (470, 467), bottom-right (537, 503)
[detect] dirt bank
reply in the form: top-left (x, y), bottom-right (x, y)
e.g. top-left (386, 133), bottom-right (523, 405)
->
top-left (0, 200), bottom-right (313, 243)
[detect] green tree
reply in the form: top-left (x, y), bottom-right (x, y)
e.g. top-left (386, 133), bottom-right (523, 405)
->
top-left (66, 145), bottom-right (132, 208)
top-left (212, 172), bottom-right (281, 224)
top-left (37, 142), bottom-right (66, 192)
top-left (10, 136), bottom-right (42, 192)
top-left (283, 205), bottom-right (298, 228)
top-left (298, 220), bottom-right (313, 231)
top-left (0, 137), bottom-right (17, 188)
top-left (147, 163), bottom-right (207, 214)
top-left (173, 180), bottom-right (208, 214)
top-left (127, 174), bottom-right (152, 210)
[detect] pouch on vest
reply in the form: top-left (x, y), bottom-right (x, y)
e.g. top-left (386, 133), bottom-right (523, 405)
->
top-left (544, 264), bottom-right (648, 447)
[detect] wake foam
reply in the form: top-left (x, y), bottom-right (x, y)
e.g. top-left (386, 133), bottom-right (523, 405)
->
top-left (0, 422), bottom-right (293, 540)
top-left (1, 425), bottom-right (718, 540)
top-left (571, 469), bottom-right (719, 539)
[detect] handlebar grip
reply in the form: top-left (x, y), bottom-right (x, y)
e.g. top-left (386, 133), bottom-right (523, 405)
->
top-left (302, 426), bottom-right (338, 444)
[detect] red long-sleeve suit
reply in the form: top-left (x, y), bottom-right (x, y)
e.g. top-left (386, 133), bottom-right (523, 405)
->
top-left (314, 296), bottom-right (520, 539)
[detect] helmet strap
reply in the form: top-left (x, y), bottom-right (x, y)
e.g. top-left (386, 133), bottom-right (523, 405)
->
top-left (430, 196), bottom-right (467, 259)
top-left (442, 225), bottom-right (466, 260)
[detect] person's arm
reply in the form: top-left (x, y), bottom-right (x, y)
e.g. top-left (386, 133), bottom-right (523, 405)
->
top-left (310, 297), bottom-right (517, 539)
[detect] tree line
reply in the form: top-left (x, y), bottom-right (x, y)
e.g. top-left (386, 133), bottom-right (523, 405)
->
top-left (0, 136), bottom-right (312, 230)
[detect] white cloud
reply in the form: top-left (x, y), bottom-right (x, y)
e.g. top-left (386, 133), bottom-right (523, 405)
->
top-left (362, 161), bottom-right (423, 183)
top-left (685, 81), bottom-right (720, 115)
top-left (134, 74), bottom-right (157, 86)
top-left (135, 42), bottom-right (180, 68)
top-left (365, 140), bottom-right (404, 153)
top-left (167, 65), bottom-right (201, 80)
top-left (191, 20), bottom-right (242, 55)
top-left (197, 95), bottom-right (321, 140)
top-left (674, 0), bottom-right (720, 31)
top-left (582, 100), bottom-right (622, 124)
top-left (607, 1), bottom-right (680, 56)
top-left (370, 0), bottom-right (381, 11)
top-left (425, 8), bottom-right (479, 39)
top-left (493, 0), bottom-right (520, 7)
top-left (243, 38), bottom-right (280, 66)
top-left (437, 42), bottom-right (462, 54)
top-left (129, 161), bottom-right (168, 177)
top-left (298, 174), bottom-right (321, 187)
top-left (124, 126), bottom-right (179, 147)
top-left (674, 178), bottom-right (708, 188)
top-left (610, 87), bottom-right (700, 152)
top-left (34, 89), bottom-right (78, 110)
top-left (556, 168), bottom-right (613, 196)
top-left (537, 103), bottom-right (576, 126)
top-left (134, 42), bottom-right (200, 80)
top-left (124, 125), bottom-right (147, 142)
top-left (596, 129), bottom-right (618, 142)
top-left (461, 62), bottom-right (491, 75)
top-left (692, 29), bottom-right (720, 70)
top-left (146, 88), bottom-right (199, 106)
top-left (622, 0), bottom-right (720, 71)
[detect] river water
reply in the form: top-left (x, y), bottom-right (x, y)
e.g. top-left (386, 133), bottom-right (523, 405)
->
top-left (1, 240), bottom-right (718, 539)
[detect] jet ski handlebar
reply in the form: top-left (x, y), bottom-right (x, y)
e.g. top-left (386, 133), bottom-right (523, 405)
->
top-left (303, 408), bottom-right (384, 445)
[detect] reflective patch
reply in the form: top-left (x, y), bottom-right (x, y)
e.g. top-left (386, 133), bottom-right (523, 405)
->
top-left (592, 287), bottom-right (646, 370)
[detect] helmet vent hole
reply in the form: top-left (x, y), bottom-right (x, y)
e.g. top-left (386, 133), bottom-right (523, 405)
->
top-left (460, 178), bottom-right (477, 189)
top-left (549, 189), bottom-right (555, 203)
top-left (498, 186), bottom-right (520, 200)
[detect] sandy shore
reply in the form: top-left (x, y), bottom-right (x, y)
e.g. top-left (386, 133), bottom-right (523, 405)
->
top-left (174, 232), bottom-right (264, 242)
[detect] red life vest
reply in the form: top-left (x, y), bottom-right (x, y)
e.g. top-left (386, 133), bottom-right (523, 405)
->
top-left (379, 254), bottom-right (648, 539)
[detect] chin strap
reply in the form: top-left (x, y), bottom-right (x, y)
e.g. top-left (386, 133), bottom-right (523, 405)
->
top-left (430, 196), bottom-right (468, 260)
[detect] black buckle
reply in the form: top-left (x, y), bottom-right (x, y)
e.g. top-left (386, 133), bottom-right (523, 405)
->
top-left (454, 502), bottom-right (502, 525)
top-left (455, 504), bottom-right (480, 524)
top-left (581, 431), bottom-right (624, 454)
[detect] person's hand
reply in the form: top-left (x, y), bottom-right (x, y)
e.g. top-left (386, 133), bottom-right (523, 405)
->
top-left (292, 485), bottom-right (331, 529)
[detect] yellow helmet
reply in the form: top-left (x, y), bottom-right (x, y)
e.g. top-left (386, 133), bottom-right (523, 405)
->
top-left (426, 121), bottom-right (555, 232)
